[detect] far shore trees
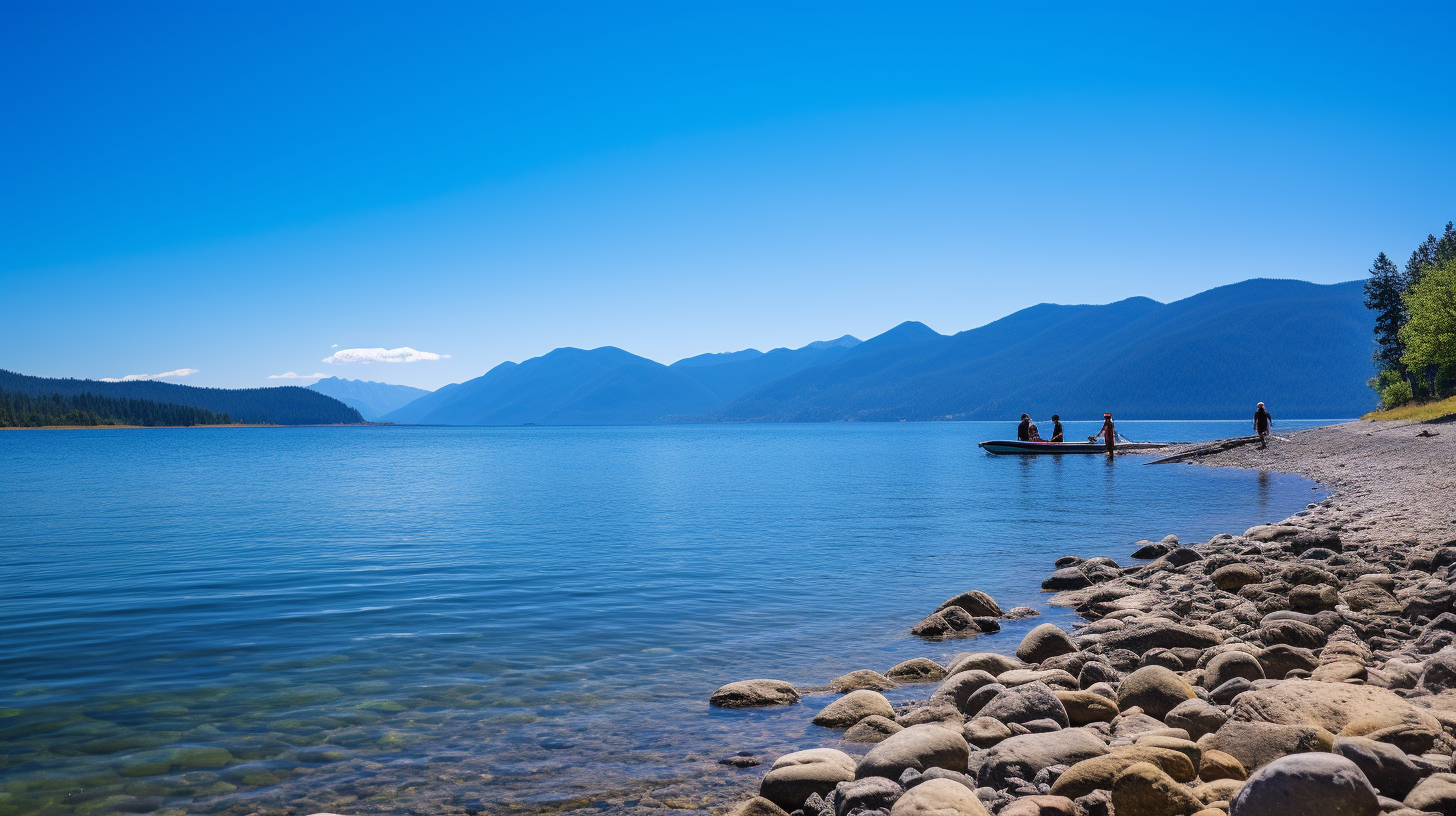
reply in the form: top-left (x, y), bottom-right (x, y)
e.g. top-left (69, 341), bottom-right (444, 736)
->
top-left (1365, 221), bottom-right (1456, 408)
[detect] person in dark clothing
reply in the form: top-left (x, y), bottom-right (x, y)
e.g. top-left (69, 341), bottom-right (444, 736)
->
top-left (1050, 415), bottom-right (1064, 443)
top-left (1017, 414), bottom-right (1031, 441)
top-left (1092, 413), bottom-right (1116, 455)
top-left (1255, 402), bottom-right (1272, 449)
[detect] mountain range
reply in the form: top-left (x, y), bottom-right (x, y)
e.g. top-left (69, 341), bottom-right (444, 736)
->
top-left (0, 370), bottom-right (364, 425)
top-left (381, 278), bottom-right (1376, 425)
top-left (307, 377), bottom-right (431, 421)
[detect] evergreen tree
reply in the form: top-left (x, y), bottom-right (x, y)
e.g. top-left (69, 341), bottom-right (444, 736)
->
top-left (1363, 251), bottom-right (1407, 374)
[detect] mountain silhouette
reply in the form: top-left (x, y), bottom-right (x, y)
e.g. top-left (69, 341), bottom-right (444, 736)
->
top-left (307, 377), bottom-right (431, 421)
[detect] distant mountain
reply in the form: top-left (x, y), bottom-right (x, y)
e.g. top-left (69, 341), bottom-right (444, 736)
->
top-left (381, 335), bottom-right (862, 425)
top-left (0, 370), bottom-right (364, 425)
top-left (307, 377), bottom-right (431, 421)
top-left (717, 278), bottom-right (1375, 421)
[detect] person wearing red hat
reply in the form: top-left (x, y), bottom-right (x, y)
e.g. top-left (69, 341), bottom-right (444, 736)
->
top-left (1092, 413), bottom-right (1116, 455)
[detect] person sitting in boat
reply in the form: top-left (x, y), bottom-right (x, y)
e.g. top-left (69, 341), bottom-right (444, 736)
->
top-left (1050, 415), bottom-right (1064, 443)
top-left (1017, 414), bottom-right (1031, 441)
top-left (1092, 413), bottom-right (1116, 454)
top-left (1027, 420), bottom-right (1043, 441)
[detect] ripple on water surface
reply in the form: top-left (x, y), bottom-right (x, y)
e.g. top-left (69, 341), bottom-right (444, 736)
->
top-left (0, 421), bottom-right (1334, 816)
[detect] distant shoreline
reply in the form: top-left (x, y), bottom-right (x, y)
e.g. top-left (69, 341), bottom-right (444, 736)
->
top-left (0, 423), bottom-right (384, 431)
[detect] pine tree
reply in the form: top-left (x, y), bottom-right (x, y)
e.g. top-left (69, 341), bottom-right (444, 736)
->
top-left (1407, 229), bottom-right (1443, 288)
top-left (1364, 251), bottom-right (1408, 374)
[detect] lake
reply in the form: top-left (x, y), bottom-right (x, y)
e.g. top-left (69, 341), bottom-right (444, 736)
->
top-left (0, 421), bottom-right (1334, 816)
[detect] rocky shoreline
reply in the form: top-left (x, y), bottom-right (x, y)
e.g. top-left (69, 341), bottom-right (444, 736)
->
top-left (710, 420), bottom-right (1456, 816)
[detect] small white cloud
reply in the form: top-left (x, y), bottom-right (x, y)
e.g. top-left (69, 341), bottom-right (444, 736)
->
top-left (322, 346), bottom-right (450, 364)
top-left (101, 368), bottom-right (199, 383)
top-left (268, 372), bottom-right (328, 380)
top-left (331, 344), bottom-right (338, 348)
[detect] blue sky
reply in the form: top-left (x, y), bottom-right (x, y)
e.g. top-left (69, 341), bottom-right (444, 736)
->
top-left (2, 1), bottom-right (1453, 390)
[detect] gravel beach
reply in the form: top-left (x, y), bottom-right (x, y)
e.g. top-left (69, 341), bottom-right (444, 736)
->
top-left (712, 419), bottom-right (1456, 816)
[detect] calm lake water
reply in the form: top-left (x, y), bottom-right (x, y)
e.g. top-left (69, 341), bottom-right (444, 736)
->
top-left (0, 421), bottom-right (1335, 816)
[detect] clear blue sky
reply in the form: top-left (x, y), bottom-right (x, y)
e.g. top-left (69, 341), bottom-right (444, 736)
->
top-left (2, 1), bottom-right (1453, 390)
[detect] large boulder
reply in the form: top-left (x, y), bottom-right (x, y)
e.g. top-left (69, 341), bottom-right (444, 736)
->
top-left (1097, 620), bottom-right (1224, 655)
top-left (712, 679), bottom-right (800, 708)
top-left (1228, 753), bottom-right (1379, 816)
top-left (1204, 651), bottom-right (1265, 689)
top-left (1332, 735), bottom-right (1423, 800)
top-left (888, 777), bottom-right (990, 816)
top-left (813, 690), bottom-right (895, 729)
top-left (1212, 564), bottom-right (1264, 592)
top-left (978, 682), bottom-right (1070, 729)
top-left (1117, 666), bottom-right (1195, 720)
top-left (834, 776), bottom-right (902, 815)
top-left (887, 658), bottom-right (947, 683)
top-left (1259, 620), bottom-right (1327, 649)
top-left (1198, 720), bottom-right (1334, 771)
top-left (1258, 644), bottom-right (1319, 679)
top-left (1017, 624), bottom-right (1078, 664)
top-left (827, 670), bottom-right (899, 692)
top-left (1165, 698), bottom-right (1228, 741)
top-left (946, 652), bottom-right (1024, 678)
top-left (1111, 761), bottom-right (1203, 816)
top-left (759, 749), bottom-right (856, 811)
top-left (1403, 773), bottom-right (1456, 816)
top-left (936, 590), bottom-right (1004, 618)
top-left (1228, 680), bottom-right (1444, 748)
top-left (1050, 745), bottom-right (1197, 799)
top-left (856, 724), bottom-right (971, 781)
top-left (928, 670), bottom-right (998, 713)
top-left (1055, 690), bottom-right (1119, 726)
top-left (976, 728), bottom-right (1110, 788)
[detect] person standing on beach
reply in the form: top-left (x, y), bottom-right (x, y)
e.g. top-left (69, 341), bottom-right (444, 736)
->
top-left (1018, 414), bottom-right (1031, 441)
top-left (1255, 402), bottom-right (1272, 449)
top-left (1050, 415), bottom-right (1064, 443)
top-left (1093, 413), bottom-right (1116, 455)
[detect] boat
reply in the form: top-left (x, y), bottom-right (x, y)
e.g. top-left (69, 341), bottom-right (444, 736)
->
top-left (978, 440), bottom-right (1169, 455)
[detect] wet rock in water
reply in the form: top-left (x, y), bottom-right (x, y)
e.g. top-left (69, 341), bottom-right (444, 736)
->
top-left (720, 752), bottom-right (763, 768)
top-left (1004, 606), bottom-right (1041, 620)
top-left (711, 679), bottom-right (801, 708)
top-left (759, 749), bottom-right (856, 812)
top-left (1016, 624), bottom-right (1077, 664)
top-left (936, 590), bottom-right (1004, 619)
top-left (888, 778), bottom-right (989, 816)
top-left (833, 776), bottom-right (901, 816)
top-left (1116, 666), bottom-right (1195, 720)
top-left (928, 670), bottom-right (998, 713)
top-left (978, 682), bottom-right (1069, 729)
top-left (1042, 567), bottom-right (1093, 591)
top-left (1049, 746), bottom-right (1196, 800)
top-left (1212, 564), bottom-right (1264, 592)
top-left (1229, 753), bottom-right (1379, 816)
top-left (1165, 698), bottom-right (1228, 741)
top-left (963, 716), bottom-right (1013, 748)
top-left (846, 715), bottom-right (905, 744)
top-left (1204, 651), bottom-right (1266, 689)
top-left (728, 797), bottom-right (790, 816)
top-left (1054, 690), bottom-right (1118, 726)
top-left (1109, 760), bottom-right (1204, 816)
top-left (828, 670), bottom-right (899, 693)
top-left (1132, 542), bottom-right (1172, 559)
top-left (1403, 773), bottom-right (1456, 815)
top-left (998, 795), bottom-right (1077, 816)
top-left (1162, 548), bottom-right (1203, 568)
top-left (886, 658), bottom-right (947, 683)
top-left (1197, 720), bottom-right (1334, 771)
top-left (855, 724), bottom-right (970, 781)
top-left (976, 728), bottom-right (1110, 789)
top-left (1333, 735), bottom-right (1423, 800)
top-left (1198, 748), bottom-right (1247, 781)
top-left (813, 690), bottom-right (896, 729)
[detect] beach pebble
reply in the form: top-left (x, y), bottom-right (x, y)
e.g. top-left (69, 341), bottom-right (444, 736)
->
top-left (710, 679), bottom-right (800, 708)
top-left (1229, 753), bottom-right (1379, 816)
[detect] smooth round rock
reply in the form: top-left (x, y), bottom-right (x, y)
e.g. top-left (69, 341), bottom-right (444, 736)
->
top-left (887, 658), bottom-right (948, 683)
top-left (978, 682), bottom-right (1070, 729)
top-left (711, 679), bottom-right (800, 708)
top-left (856, 723), bottom-right (970, 781)
top-left (828, 670), bottom-right (899, 692)
top-left (1228, 752), bottom-right (1379, 816)
top-left (813, 689), bottom-right (895, 729)
top-left (1055, 690), bottom-right (1119, 725)
top-left (1117, 665), bottom-right (1195, 720)
top-left (835, 776), bottom-right (902, 814)
top-left (1205, 651), bottom-right (1266, 689)
top-left (936, 590), bottom-right (1004, 618)
top-left (1404, 773), bottom-right (1456, 815)
top-left (1017, 624), bottom-right (1078, 664)
top-left (1111, 761), bottom-right (1203, 816)
top-left (888, 777), bottom-right (990, 816)
top-left (1199, 748), bottom-right (1247, 781)
top-left (845, 714), bottom-right (905, 743)
top-left (759, 749), bottom-right (855, 811)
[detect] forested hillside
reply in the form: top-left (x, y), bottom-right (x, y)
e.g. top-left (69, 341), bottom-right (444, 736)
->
top-left (0, 389), bottom-right (231, 427)
top-left (0, 370), bottom-right (364, 425)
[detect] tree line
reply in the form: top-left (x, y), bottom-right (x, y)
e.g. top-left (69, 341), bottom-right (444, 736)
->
top-left (1363, 221), bottom-right (1456, 408)
top-left (0, 388), bottom-right (232, 427)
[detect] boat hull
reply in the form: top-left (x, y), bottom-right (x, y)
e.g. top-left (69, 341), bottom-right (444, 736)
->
top-left (978, 440), bottom-right (1167, 455)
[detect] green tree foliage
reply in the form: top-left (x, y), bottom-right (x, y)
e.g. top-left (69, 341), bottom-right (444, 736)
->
top-left (1363, 252), bottom-right (1407, 374)
top-left (1381, 379), bottom-right (1413, 409)
top-left (1406, 222), bottom-right (1456, 289)
top-left (1400, 258), bottom-right (1456, 393)
top-left (0, 389), bottom-right (232, 427)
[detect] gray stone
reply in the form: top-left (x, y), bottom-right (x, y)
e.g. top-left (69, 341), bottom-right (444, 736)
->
top-left (1204, 650), bottom-right (1265, 689)
top-left (856, 724), bottom-right (971, 781)
top-left (978, 682), bottom-right (1070, 728)
top-left (1333, 735), bottom-right (1423, 800)
top-left (1116, 666), bottom-right (1195, 720)
top-left (834, 776), bottom-right (901, 816)
top-left (712, 679), bottom-right (800, 708)
top-left (813, 690), bottom-right (895, 729)
top-left (760, 749), bottom-right (856, 811)
top-left (828, 670), bottom-right (899, 693)
top-left (976, 728), bottom-right (1110, 789)
top-left (1404, 773), bottom-right (1456, 816)
top-left (1197, 720), bottom-right (1334, 771)
top-left (887, 658), bottom-right (947, 683)
top-left (928, 670), bottom-right (998, 713)
top-left (845, 715), bottom-right (904, 743)
top-left (936, 590), bottom-right (1004, 618)
top-left (1017, 624), bottom-right (1077, 664)
top-left (888, 778), bottom-right (990, 816)
top-left (1229, 752), bottom-right (1379, 816)
top-left (1164, 698), bottom-right (1227, 741)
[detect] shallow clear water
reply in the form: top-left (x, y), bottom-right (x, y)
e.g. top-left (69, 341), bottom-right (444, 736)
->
top-left (0, 421), bottom-right (1334, 816)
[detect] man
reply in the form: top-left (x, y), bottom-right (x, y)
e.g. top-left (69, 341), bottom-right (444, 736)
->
top-left (1050, 415), bottom-right (1064, 443)
top-left (1017, 413), bottom-right (1031, 441)
top-left (1092, 412), bottom-right (1116, 455)
top-left (1255, 402), bottom-right (1272, 449)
